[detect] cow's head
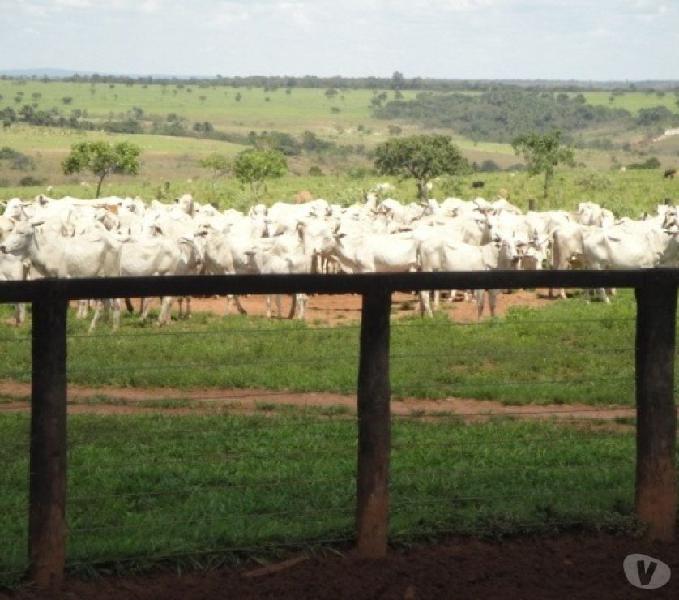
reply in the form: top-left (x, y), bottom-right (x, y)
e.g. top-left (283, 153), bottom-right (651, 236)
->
top-left (0, 220), bottom-right (40, 255)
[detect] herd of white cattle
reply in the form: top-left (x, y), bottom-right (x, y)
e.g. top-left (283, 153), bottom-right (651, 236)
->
top-left (1, 188), bottom-right (679, 331)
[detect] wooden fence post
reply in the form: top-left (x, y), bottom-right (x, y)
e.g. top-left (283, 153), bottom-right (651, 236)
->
top-left (635, 282), bottom-right (677, 542)
top-left (29, 289), bottom-right (68, 588)
top-left (356, 289), bottom-right (392, 558)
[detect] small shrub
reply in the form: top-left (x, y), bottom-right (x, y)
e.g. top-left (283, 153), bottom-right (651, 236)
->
top-left (19, 175), bottom-right (45, 186)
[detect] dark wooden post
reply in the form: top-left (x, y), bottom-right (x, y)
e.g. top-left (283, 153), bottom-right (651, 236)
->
top-left (29, 289), bottom-right (68, 588)
top-left (635, 281), bottom-right (677, 542)
top-left (356, 289), bottom-right (391, 558)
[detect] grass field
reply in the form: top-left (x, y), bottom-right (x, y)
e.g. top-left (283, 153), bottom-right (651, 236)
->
top-left (3, 81), bottom-right (679, 193)
top-left (0, 412), bottom-right (643, 582)
top-left (582, 90), bottom-right (679, 114)
top-left (0, 290), bottom-right (642, 406)
top-left (0, 81), bottom-right (418, 133)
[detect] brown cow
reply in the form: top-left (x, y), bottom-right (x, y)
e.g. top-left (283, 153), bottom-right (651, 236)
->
top-left (664, 168), bottom-right (677, 179)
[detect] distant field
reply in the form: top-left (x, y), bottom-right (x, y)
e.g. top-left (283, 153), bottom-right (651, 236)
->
top-left (582, 90), bottom-right (679, 114)
top-left (0, 124), bottom-right (245, 155)
top-left (0, 81), bottom-right (418, 133)
top-left (1, 80), bottom-right (678, 207)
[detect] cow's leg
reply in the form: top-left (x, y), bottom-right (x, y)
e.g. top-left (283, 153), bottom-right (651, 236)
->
top-left (88, 300), bottom-right (104, 333)
top-left (14, 303), bottom-right (25, 326)
top-left (111, 298), bottom-right (121, 332)
top-left (298, 294), bottom-right (307, 320)
top-left (288, 294), bottom-right (298, 320)
top-left (233, 295), bottom-right (247, 315)
top-left (185, 296), bottom-right (192, 319)
top-left (433, 289), bottom-right (440, 310)
top-left (140, 297), bottom-right (152, 321)
top-left (125, 298), bottom-right (135, 313)
top-left (265, 295), bottom-right (272, 319)
top-left (419, 289), bottom-right (434, 318)
top-left (488, 289), bottom-right (499, 318)
top-left (475, 289), bottom-right (485, 319)
top-left (76, 299), bottom-right (88, 319)
top-left (158, 296), bottom-right (174, 325)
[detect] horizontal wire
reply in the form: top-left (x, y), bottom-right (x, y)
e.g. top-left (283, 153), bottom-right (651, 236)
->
top-left (56, 450), bottom-right (640, 479)
top-left (0, 314), bottom-right (641, 345)
top-left (70, 506), bottom-right (355, 535)
top-left (62, 462), bottom-right (634, 505)
top-left (67, 485), bottom-right (632, 536)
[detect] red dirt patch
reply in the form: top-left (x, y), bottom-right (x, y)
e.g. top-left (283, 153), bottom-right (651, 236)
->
top-left (3, 534), bottom-right (677, 599)
top-left (0, 380), bottom-right (635, 423)
top-left (143, 289), bottom-right (553, 326)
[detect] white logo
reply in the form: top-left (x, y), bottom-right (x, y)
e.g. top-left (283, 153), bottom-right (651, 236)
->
top-left (623, 554), bottom-right (671, 590)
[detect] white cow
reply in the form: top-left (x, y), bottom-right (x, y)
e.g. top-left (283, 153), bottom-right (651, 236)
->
top-left (418, 236), bottom-right (520, 318)
top-left (0, 222), bottom-right (122, 331)
top-left (581, 227), bottom-right (672, 302)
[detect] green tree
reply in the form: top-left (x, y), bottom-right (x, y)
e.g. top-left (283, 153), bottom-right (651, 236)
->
top-left (511, 130), bottom-right (575, 201)
top-left (62, 141), bottom-right (141, 198)
top-left (373, 134), bottom-right (468, 200)
top-left (233, 148), bottom-right (287, 198)
top-left (200, 153), bottom-right (230, 178)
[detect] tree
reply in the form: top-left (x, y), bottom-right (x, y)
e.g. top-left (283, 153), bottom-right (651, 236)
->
top-left (62, 141), bottom-right (141, 198)
top-left (200, 153), bottom-right (230, 178)
top-left (233, 148), bottom-right (287, 198)
top-left (373, 134), bottom-right (468, 200)
top-left (511, 130), bottom-right (575, 200)
top-left (391, 70), bottom-right (405, 90)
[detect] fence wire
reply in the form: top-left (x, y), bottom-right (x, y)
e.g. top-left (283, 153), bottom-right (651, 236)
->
top-left (0, 290), bottom-right (676, 584)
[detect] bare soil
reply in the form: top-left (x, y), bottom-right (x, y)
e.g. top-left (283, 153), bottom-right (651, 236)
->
top-left (0, 380), bottom-right (634, 424)
top-left (3, 533), bottom-right (677, 599)
top-left (147, 289), bottom-right (554, 326)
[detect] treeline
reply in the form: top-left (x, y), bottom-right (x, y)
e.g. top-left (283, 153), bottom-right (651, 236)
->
top-left (373, 88), bottom-right (679, 143)
top-left (3, 73), bottom-right (679, 92)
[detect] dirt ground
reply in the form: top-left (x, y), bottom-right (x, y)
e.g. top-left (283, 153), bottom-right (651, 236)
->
top-left (0, 379), bottom-right (635, 424)
top-left (3, 533), bottom-right (678, 600)
top-left (145, 288), bottom-right (554, 325)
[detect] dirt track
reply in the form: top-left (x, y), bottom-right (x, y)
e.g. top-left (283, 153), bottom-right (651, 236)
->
top-left (0, 380), bottom-right (635, 424)
top-left (3, 534), bottom-right (677, 599)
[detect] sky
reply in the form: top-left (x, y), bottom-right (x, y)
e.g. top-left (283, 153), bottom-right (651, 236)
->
top-left (1, 0), bottom-right (677, 80)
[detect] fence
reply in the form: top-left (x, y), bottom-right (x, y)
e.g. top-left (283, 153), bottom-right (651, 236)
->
top-left (0, 269), bottom-right (677, 590)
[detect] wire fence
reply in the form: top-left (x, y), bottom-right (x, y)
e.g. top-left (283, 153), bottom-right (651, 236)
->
top-left (0, 286), bottom-right (676, 585)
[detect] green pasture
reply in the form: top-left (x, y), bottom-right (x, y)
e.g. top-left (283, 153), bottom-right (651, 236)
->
top-left (582, 90), bottom-right (679, 114)
top-left (0, 81), bottom-right (418, 132)
top-left (0, 125), bottom-right (246, 155)
top-left (0, 412), bottom-right (643, 581)
top-left (0, 290), bottom-right (643, 406)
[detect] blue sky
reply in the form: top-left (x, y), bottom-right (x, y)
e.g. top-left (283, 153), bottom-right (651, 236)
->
top-left (1, 0), bottom-right (677, 79)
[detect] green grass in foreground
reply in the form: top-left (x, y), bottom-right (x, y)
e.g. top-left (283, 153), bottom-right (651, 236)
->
top-left (0, 413), bottom-right (643, 582)
top-left (0, 291), bottom-right (641, 405)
